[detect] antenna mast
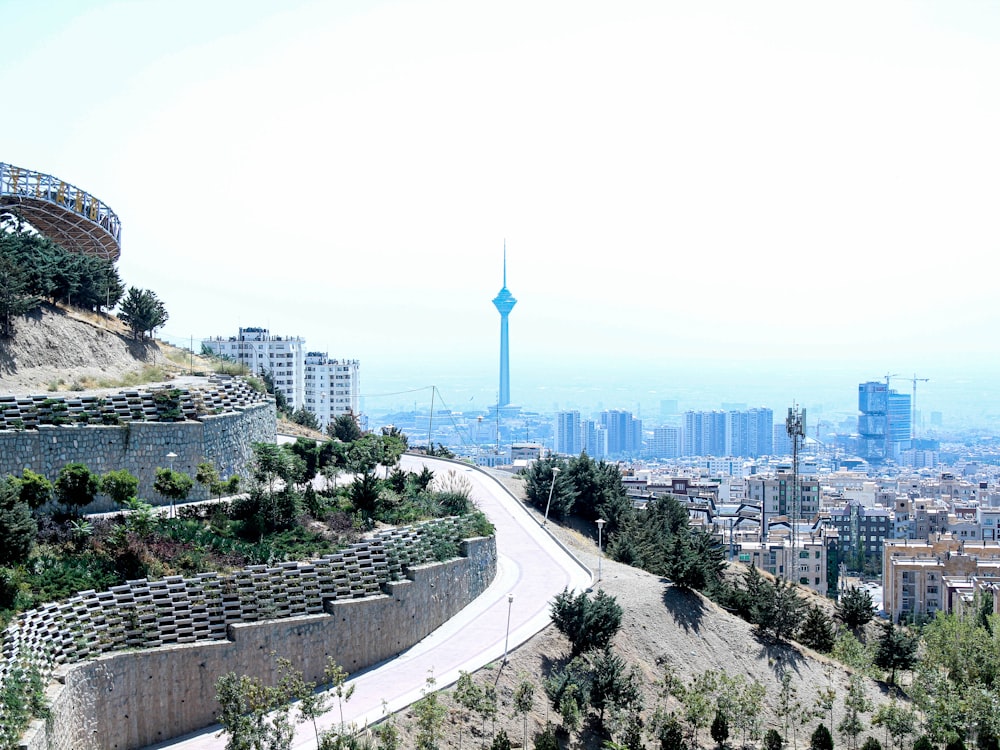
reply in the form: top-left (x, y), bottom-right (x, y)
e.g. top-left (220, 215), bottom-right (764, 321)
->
top-left (786, 405), bottom-right (806, 555)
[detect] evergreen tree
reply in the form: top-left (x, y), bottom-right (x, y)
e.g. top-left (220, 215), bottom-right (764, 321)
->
top-left (874, 623), bottom-right (919, 686)
top-left (117, 286), bottom-right (168, 340)
top-left (0, 476), bottom-right (36, 565)
top-left (837, 587), bottom-right (877, 631)
top-left (0, 247), bottom-right (39, 338)
top-left (752, 577), bottom-right (806, 641)
top-left (590, 647), bottom-right (642, 726)
top-left (329, 411), bottom-right (363, 442)
top-left (711, 711), bottom-right (730, 748)
top-left (810, 723), bottom-right (834, 750)
top-left (798, 605), bottom-right (836, 652)
top-left (550, 587), bottom-right (623, 656)
top-left (765, 728), bottom-right (784, 750)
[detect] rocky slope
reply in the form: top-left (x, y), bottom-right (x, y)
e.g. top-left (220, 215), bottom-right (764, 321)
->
top-left (0, 303), bottom-right (184, 395)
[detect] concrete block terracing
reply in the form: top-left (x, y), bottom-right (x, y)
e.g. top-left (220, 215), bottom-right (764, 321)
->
top-left (0, 376), bottom-right (275, 511)
top-left (7, 518), bottom-right (496, 750)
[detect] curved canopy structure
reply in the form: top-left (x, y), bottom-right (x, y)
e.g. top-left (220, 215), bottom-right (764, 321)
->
top-left (0, 162), bottom-right (121, 261)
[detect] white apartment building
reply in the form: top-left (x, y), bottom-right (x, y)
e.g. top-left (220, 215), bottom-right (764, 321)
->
top-left (303, 353), bottom-right (360, 431)
top-left (202, 327), bottom-right (305, 409)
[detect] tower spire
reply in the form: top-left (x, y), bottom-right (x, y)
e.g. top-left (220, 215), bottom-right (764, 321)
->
top-left (503, 239), bottom-right (507, 287)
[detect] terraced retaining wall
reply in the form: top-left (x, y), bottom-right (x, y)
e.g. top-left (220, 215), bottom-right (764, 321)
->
top-left (0, 378), bottom-right (275, 512)
top-left (8, 517), bottom-right (496, 750)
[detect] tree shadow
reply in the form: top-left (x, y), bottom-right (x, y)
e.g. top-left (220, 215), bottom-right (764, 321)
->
top-left (539, 651), bottom-right (573, 681)
top-left (0, 340), bottom-right (16, 376)
top-left (661, 583), bottom-right (706, 633)
top-left (754, 634), bottom-right (806, 678)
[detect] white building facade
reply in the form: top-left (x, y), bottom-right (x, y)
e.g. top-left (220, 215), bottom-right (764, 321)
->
top-left (303, 353), bottom-right (361, 431)
top-left (202, 327), bottom-right (306, 409)
top-left (203, 328), bottom-right (359, 427)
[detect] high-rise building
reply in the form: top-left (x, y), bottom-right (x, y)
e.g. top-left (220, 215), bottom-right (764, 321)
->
top-left (202, 327), bottom-right (306, 409)
top-left (858, 381), bottom-right (911, 462)
top-left (858, 381), bottom-right (888, 462)
top-left (725, 408), bottom-right (774, 458)
top-left (554, 410), bottom-right (581, 455)
top-left (887, 391), bottom-right (912, 458)
top-left (303, 353), bottom-right (360, 431)
top-left (492, 249), bottom-right (516, 407)
top-left (600, 409), bottom-right (642, 457)
top-left (649, 426), bottom-right (681, 458)
top-left (203, 328), bottom-right (360, 428)
top-left (683, 410), bottom-right (727, 456)
top-left (581, 419), bottom-right (607, 458)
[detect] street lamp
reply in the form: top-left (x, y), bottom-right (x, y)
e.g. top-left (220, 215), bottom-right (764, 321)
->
top-left (503, 593), bottom-right (514, 664)
top-left (166, 451), bottom-right (178, 518)
top-left (543, 467), bottom-right (560, 526)
top-left (596, 518), bottom-right (606, 582)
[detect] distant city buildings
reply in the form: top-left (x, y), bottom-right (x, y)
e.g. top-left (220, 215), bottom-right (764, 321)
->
top-left (202, 327), bottom-right (359, 430)
top-left (681, 408), bottom-right (773, 458)
top-left (858, 380), bottom-right (911, 463)
top-left (552, 409), bottom-right (642, 458)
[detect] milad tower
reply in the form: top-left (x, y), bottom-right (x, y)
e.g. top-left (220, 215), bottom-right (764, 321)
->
top-left (492, 248), bottom-right (516, 407)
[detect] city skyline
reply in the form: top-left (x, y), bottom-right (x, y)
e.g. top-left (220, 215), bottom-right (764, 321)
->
top-left (3, 1), bottom-right (999, 430)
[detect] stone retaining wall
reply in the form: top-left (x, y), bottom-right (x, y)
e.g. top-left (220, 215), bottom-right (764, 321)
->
top-left (5, 518), bottom-right (496, 750)
top-left (0, 379), bottom-right (275, 512)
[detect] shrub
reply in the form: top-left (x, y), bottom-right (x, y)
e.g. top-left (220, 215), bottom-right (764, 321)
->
top-left (811, 724), bottom-right (834, 750)
top-left (550, 587), bottom-right (623, 656)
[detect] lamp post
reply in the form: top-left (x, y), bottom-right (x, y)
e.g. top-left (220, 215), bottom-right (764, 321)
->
top-left (166, 451), bottom-right (178, 518)
top-left (503, 593), bottom-right (514, 664)
top-left (543, 467), bottom-right (560, 526)
top-left (596, 518), bottom-right (606, 582)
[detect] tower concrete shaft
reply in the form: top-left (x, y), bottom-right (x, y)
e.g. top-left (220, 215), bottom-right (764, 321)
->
top-left (492, 250), bottom-right (516, 407)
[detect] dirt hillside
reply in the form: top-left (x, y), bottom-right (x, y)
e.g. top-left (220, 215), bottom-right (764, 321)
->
top-left (0, 303), bottom-right (194, 395)
top-left (397, 475), bottom-right (899, 750)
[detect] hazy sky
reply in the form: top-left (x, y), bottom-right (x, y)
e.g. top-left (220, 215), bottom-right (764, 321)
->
top-left (3, 1), bottom-right (999, 421)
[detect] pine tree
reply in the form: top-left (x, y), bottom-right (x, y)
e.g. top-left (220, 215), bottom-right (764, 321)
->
top-left (798, 605), bottom-right (836, 652)
top-left (874, 623), bottom-right (918, 686)
top-left (837, 587), bottom-right (877, 630)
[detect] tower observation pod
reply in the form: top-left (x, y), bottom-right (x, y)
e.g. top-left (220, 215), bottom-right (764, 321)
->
top-left (0, 162), bottom-right (121, 261)
top-left (492, 248), bottom-right (516, 407)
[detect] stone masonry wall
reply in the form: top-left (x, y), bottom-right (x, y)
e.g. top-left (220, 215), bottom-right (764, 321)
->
top-left (0, 401), bottom-right (275, 512)
top-left (9, 520), bottom-right (496, 750)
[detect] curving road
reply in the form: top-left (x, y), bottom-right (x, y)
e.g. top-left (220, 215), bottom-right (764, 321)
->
top-left (149, 454), bottom-right (592, 750)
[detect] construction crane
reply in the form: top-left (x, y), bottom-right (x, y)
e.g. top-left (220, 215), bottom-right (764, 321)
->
top-left (885, 373), bottom-right (930, 439)
top-left (906, 374), bottom-right (930, 438)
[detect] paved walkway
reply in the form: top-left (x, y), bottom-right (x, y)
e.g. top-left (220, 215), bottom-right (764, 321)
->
top-left (148, 454), bottom-right (592, 749)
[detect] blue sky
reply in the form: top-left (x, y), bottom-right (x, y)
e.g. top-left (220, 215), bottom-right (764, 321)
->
top-left (3, 1), bottom-right (999, 422)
